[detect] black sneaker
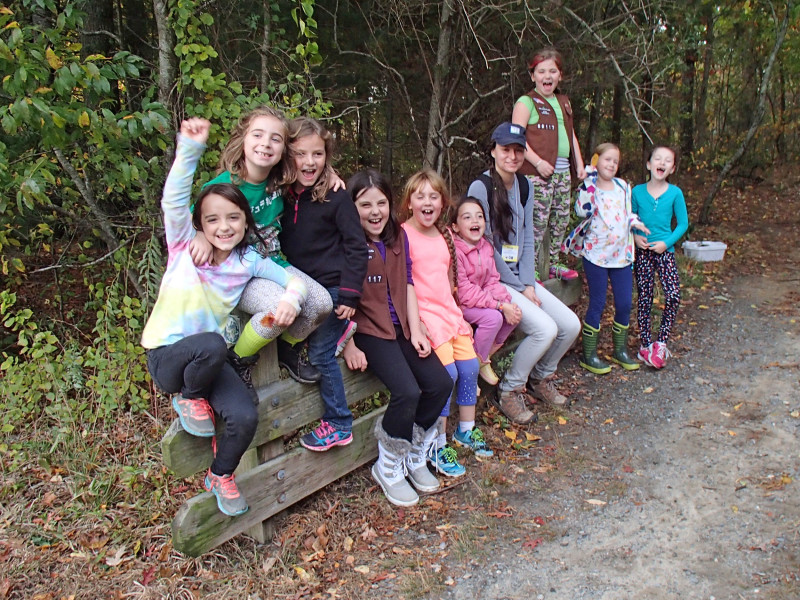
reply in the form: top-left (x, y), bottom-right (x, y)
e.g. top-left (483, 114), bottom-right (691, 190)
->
top-left (227, 350), bottom-right (259, 403)
top-left (278, 339), bottom-right (321, 384)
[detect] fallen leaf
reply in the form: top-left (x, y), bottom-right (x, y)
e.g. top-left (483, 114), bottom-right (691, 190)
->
top-left (557, 416), bottom-right (567, 425)
top-left (522, 537), bottom-right (543, 550)
top-left (140, 565), bottom-right (156, 586)
top-left (105, 547), bottom-right (130, 567)
top-left (353, 565), bottom-right (370, 575)
top-left (643, 386), bottom-right (654, 394)
top-left (262, 557), bottom-right (277, 573)
top-left (294, 566), bottom-right (312, 581)
top-left (622, 464), bottom-right (634, 473)
top-left (524, 432), bottom-right (542, 442)
top-left (504, 430), bottom-right (518, 441)
top-left (585, 499), bottom-right (607, 506)
top-left (699, 304), bottom-right (709, 309)
top-left (343, 536), bottom-right (354, 552)
top-left (728, 430), bottom-right (737, 436)
top-left (603, 418), bottom-right (614, 425)
top-left (533, 516), bottom-right (545, 525)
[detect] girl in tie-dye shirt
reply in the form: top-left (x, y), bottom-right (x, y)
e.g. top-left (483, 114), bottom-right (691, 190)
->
top-left (142, 118), bottom-right (307, 517)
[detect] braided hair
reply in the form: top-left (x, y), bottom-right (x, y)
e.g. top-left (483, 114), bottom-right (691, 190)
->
top-left (400, 169), bottom-right (459, 302)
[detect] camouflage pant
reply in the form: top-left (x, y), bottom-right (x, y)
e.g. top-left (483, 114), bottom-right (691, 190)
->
top-left (527, 170), bottom-right (572, 266)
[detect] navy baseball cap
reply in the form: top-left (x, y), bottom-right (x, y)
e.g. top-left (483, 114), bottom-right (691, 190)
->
top-left (491, 122), bottom-right (526, 148)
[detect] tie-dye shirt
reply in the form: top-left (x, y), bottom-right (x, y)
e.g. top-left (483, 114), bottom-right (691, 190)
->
top-left (141, 135), bottom-right (305, 349)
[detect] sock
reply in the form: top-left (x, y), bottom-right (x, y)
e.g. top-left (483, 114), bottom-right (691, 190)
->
top-left (458, 421), bottom-right (475, 434)
top-left (233, 321), bottom-right (271, 357)
top-left (436, 432), bottom-right (447, 449)
top-left (280, 332), bottom-right (302, 345)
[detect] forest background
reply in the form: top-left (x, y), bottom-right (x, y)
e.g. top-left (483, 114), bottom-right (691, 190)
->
top-left (0, 0), bottom-right (798, 594)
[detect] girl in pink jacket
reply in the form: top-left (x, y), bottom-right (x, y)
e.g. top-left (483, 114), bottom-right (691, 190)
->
top-left (452, 197), bottom-right (522, 386)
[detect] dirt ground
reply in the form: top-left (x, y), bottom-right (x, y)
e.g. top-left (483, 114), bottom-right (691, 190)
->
top-left (423, 269), bottom-right (800, 600)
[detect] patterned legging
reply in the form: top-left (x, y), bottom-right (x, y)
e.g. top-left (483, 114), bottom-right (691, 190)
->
top-left (634, 249), bottom-right (681, 347)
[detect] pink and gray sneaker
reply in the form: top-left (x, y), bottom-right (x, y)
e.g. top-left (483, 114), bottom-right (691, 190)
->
top-left (638, 344), bottom-right (657, 368)
top-left (651, 342), bottom-right (671, 369)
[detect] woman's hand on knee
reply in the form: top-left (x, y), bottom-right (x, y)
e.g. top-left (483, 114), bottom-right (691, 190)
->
top-left (523, 286), bottom-right (541, 307)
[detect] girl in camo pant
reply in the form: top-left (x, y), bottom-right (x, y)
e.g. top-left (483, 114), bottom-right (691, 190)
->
top-left (512, 47), bottom-right (586, 280)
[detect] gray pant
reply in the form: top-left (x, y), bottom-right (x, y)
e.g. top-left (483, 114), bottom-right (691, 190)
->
top-left (499, 282), bottom-right (580, 392)
top-left (237, 266), bottom-right (332, 343)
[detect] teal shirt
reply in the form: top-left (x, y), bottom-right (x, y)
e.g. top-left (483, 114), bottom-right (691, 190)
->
top-left (631, 183), bottom-right (689, 253)
top-left (204, 171), bottom-right (289, 267)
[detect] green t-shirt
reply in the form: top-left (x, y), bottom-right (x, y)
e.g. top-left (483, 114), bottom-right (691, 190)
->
top-left (515, 95), bottom-right (570, 158)
top-left (204, 171), bottom-right (289, 266)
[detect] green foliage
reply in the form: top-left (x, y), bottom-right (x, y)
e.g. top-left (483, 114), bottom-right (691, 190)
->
top-left (0, 283), bottom-right (149, 437)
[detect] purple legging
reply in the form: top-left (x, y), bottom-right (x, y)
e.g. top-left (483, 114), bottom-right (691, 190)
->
top-left (461, 306), bottom-right (517, 362)
top-left (634, 249), bottom-right (681, 347)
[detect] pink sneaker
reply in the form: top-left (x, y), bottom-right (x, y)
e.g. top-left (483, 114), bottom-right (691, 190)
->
top-left (651, 342), bottom-right (671, 369)
top-left (549, 263), bottom-right (579, 280)
top-left (637, 344), bottom-right (657, 368)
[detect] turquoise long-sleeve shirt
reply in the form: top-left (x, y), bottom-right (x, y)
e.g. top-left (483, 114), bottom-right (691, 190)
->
top-left (631, 183), bottom-right (689, 253)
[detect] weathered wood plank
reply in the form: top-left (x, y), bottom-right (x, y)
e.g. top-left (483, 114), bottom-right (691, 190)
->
top-left (541, 277), bottom-right (582, 307)
top-left (162, 361), bottom-right (385, 478)
top-left (171, 407), bottom-right (385, 557)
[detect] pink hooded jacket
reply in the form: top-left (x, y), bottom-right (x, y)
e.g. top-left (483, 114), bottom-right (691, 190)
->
top-left (454, 235), bottom-right (511, 309)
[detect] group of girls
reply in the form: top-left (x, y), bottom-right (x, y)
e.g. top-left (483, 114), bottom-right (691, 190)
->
top-left (142, 44), bottom-right (688, 514)
top-left (510, 46), bottom-right (688, 377)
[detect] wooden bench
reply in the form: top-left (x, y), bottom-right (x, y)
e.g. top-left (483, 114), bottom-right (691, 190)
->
top-left (161, 274), bottom-right (580, 557)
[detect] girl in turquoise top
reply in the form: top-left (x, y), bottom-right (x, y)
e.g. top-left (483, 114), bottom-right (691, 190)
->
top-left (188, 107), bottom-right (336, 389)
top-left (142, 118), bottom-right (307, 517)
top-left (631, 145), bottom-right (689, 369)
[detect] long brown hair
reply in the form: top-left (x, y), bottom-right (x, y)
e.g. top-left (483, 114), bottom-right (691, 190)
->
top-left (192, 183), bottom-right (268, 260)
top-left (217, 106), bottom-right (290, 192)
top-left (348, 169), bottom-right (399, 246)
top-left (287, 117), bottom-right (337, 203)
top-left (400, 169), bottom-right (459, 302)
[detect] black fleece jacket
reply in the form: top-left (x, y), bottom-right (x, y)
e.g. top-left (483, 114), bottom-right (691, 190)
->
top-left (279, 186), bottom-right (368, 308)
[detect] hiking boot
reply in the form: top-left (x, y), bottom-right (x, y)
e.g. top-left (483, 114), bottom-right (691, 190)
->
top-left (610, 321), bottom-right (639, 371)
top-left (491, 388), bottom-right (536, 424)
top-left (580, 322), bottom-right (611, 375)
top-left (300, 420), bottom-right (353, 452)
top-left (278, 339), bottom-right (321, 384)
top-left (172, 394), bottom-right (216, 437)
top-left (652, 341), bottom-right (671, 369)
top-left (334, 320), bottom-right (358, 358)
top-left (528, 378), bottom-right (568, 407)
top-left (549, 262), bottom-right (578, 280)
top-left (227, 349), bottom-right (259, 402)
top-left (426, 444), bottom-right (466, 478)
top-left (406, 424), bottom-right (440, 492)
top-left (478, 361), bottom-right (499, 386)
top-left (453, 427), bottom-right (494, 458)
top-left (638, 344), bottom-right (657, 367)
top-left (372, 440), bottom-right (418, 507)
top-left (204, 470), bottom-right (248, 516)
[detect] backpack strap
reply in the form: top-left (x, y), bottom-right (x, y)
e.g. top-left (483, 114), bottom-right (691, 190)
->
top-left (477, 172), bottom-right (529, 208)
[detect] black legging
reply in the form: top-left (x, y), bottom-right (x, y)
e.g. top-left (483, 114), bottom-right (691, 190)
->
top-left (354, 327), bottom-right (452, 441)
top-left (147, 332), bottom-right (258, 475)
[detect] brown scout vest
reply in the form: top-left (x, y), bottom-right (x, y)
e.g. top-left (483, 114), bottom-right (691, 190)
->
top-left (518, 90), bottom-right (577, 182)
top-left (353, 233), bottom-right (410, 340)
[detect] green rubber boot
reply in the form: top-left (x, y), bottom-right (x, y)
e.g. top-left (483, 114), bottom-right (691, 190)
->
top-left (611, 321), bottom-right (640, 371)
top-left (580, 323), bottom-right (611, 374)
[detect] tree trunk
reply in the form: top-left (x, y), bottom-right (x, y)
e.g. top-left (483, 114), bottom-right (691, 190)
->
top-left (695, 4), bottom-right (714, 149)
top-left (153, 0), bottom-right (177, 125)
top-left (699, 1), bottom-right (791, 224)
top-left (639, 72), bottom-right (654, 182)
top-left (584, 84), bottom-right (603, 156)
top-left (260, 2), bottom-right (272, 94)
top-left (680, 49), bottom-right (697, 165)
top-left (611, 81), bottom-right (623, 145)
top-left (121, 0), bottom-right (154, 108)
top-left (424, 0), bottom-right (455, 170)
